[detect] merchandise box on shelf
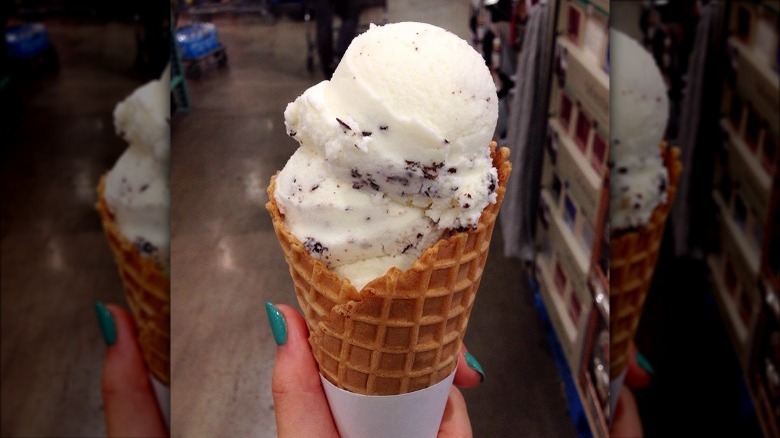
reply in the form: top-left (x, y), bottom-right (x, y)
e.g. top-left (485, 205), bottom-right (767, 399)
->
top-left (552, 38), bottom-right (609, 135)
top-left (544, 119), bottom-right (609, 267)
top-left (727, 0), bottom-right (779, 89)
top-left (535, 189), bottom-right (594, 372)
top-left (720, 117), bottom-right (774, 230)
top-left (723, 1), bottom-right (779, 178)
top-left (708, 190), bottom-right (763, 371)
top-left (559, 0), bottom-right (610, 69)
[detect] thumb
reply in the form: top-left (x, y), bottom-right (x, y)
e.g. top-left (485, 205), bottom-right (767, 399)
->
top-left (266, 302), bottom-right (339, 438)
top-left (96, 302), bottom-right (168, 438)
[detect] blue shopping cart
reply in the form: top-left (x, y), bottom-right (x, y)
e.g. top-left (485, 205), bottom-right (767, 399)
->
top-left (4, 22), bottom-right (58, 74)
top-left (175, 22), bottom-right (227, 80)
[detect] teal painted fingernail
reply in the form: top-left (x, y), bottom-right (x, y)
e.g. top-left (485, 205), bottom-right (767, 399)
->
top-left (265, 302), bottom-right (287, 346)
top-left (636, 350), bottom-right (655, 375)
top-left (465, 351), bottom-right (485, 382)
top-left (94, 301), bottom-right (116, 346)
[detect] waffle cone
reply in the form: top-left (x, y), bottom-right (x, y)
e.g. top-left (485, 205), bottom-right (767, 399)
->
top-left (96, 176), bottom-right (170, 386)
top-left (609, 143), bottom-right (682, 379)
top-left (267, 143), bottom-right (511, 395)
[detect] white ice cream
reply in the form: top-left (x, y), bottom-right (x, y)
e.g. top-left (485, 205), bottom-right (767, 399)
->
top-left (104, 65), bottom-right (170, 270)
top-left (276, 22), bottom-right (498, 289)
top-left (609, 29), bottom-right (670, 230)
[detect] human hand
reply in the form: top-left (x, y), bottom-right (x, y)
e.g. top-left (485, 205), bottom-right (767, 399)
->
top-left (95, 302), bottom-right (168, 438)
top-left (610, 342), bottom-right (652, 437)
top-left (266, 302), bottom-right (483, 438)
top-left (610, 385), bottom-right (642, 438)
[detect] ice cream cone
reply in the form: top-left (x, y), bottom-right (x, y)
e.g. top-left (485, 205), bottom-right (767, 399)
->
top-left (96, 175), bottom-right (170, 386)
top-left (267, 143), bottom-right (511, 395)
top-left (609, 143), bottom-right (682, 379)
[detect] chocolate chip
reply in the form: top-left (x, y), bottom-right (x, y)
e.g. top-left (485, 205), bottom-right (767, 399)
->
top-left (133, 238), bottom-right (157, 255)
top-left (304, 237), bottom-right (327, 255)
top-left (387, 175), bottom-right (409, 186)
top-left (336, 118), bottom-right (351, 131)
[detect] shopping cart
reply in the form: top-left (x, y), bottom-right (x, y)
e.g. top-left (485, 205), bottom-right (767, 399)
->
top-left (175, 22), bottom-right (228, 80)
top-left (304, 0), bottom-right (387, 75)
top-left (4, 22), bottom-right (58, 74)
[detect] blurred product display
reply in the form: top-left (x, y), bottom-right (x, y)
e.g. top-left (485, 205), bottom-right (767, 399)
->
top-left (530, 1), bottom-right (610, 435)
top-left (708, 1), bottom-right (779, 436)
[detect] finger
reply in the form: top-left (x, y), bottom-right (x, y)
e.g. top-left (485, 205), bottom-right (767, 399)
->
top-left (100, 303), bottom-right (168, 438)
top-left (269, 303), bottom-right (339, 438)
top-left (453, 345), bottom-right (483, 389)
top-left (438, 386), bottom-right (473, 438)
top-left (624, 343), bottom-right (652, 389)
top-left (610, 387), bottom-right (643, 438)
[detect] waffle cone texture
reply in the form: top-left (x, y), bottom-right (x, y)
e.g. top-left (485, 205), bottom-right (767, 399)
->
top-left (96, 176), bottom-right (170, 386)
top-left (610, 143), bottom-right (682, 379)
top-left (267, 143), bottom-right (511, 395)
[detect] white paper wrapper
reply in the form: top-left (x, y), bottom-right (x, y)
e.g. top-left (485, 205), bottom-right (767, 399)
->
top-left (609, 369), bottom-right (626, 425)
top-left (321, 368), bottom-right (457, 438)
top-left (150, 373), bottom-right (170, 427)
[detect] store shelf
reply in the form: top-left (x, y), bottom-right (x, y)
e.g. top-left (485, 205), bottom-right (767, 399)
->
top-left (548, 118), bottom-right (604, 221)
top-left (728, 36), bottom-right (780, 114)
top-left (536, 250), bottom-right (579, 356)
top-left (530, 277), bottom-right (594, 438)
top-left (713, 190), bottom-right (762, 275)
top-left (542, 189), bottom-right (591, 276)
top-left (720, 118), bottom-right (773, 204)
top-left (556, 37), bottom-right (609, 129)
top-left (707, 253), bottom-right (751, 364)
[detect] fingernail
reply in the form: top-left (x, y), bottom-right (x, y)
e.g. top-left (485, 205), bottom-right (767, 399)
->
top-left (465, 351), bottom-right (485, 382)
top-left (94, 301), bottom-right (116, 346)
top-left (265, 302), bottom-right (287, 346)
top-left (636, 350), bottom-right (655, 375)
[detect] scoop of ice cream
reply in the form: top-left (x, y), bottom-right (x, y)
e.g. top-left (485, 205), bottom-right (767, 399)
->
top-left (284, 21), bottom-right (498, 230)
top-left (609, 29), bottom-right (669, 230)
top-left (274, 146), bottom-right (444, 268)
top-left (104, 67), bottom-right (170, 269)
top-left (277, 22), bottom-right (498, 289)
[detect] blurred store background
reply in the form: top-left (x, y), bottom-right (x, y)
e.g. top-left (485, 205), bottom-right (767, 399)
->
top-left (1, 1), bottom-right (168, 436)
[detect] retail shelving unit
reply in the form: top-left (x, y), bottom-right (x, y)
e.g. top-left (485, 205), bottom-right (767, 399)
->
top-left (534, 0), bottom-right (610, 436)
top-left (708, 1), bottom-right (779, 436)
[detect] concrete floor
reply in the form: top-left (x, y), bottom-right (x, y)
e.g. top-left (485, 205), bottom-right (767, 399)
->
top-left (1, 20), bottom-right (150, 437)
top-left (1, 4), bottom-right (577, 438)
